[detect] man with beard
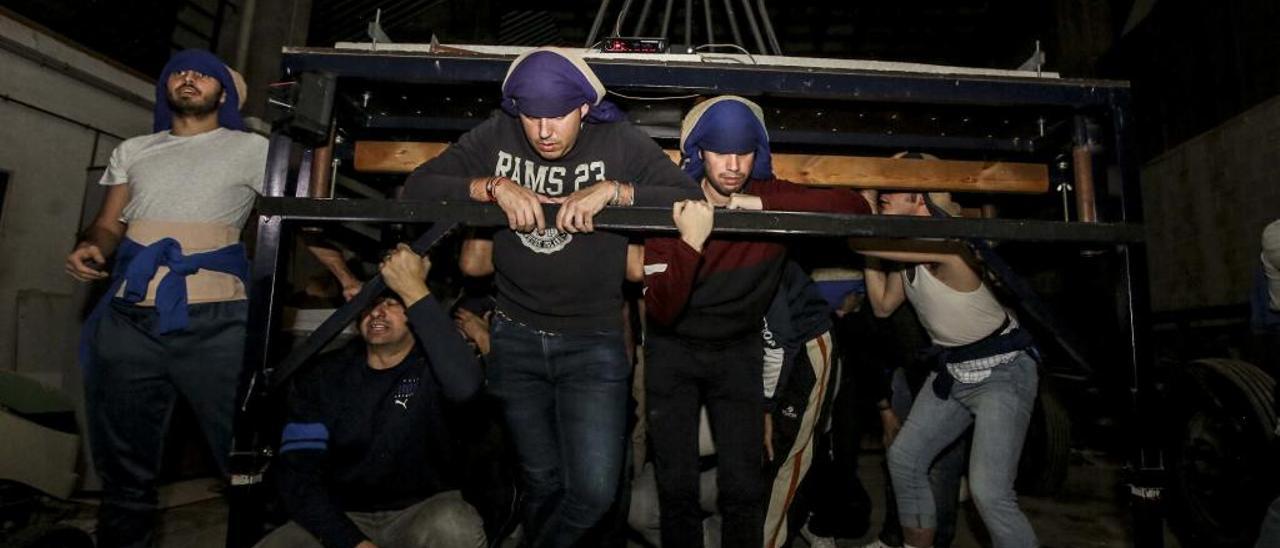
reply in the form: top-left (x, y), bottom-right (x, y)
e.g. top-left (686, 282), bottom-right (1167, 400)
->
top-left (65, 49), bottom-right (267, 548)
top-left (404, 47), bottom-right (699, 547)
top-left (642, 96), bottom-right (870, 547)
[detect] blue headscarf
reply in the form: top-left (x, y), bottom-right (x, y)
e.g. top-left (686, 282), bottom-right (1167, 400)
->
top-left (679, 96), bottom-right (773, 182)
top-left (500, 48), bottom-right (624, 123)
top-left (154, 49), bottom-right (245, 133)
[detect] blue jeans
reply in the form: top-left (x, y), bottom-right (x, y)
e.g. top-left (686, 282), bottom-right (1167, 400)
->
top-left (888, 352), bottom-right (1039, 548)
top-left (487, 311), bottom-right (630, 547)
top-left (878, 368), bottom-right (967, 548)
top-left (86, 300), bottom-right (246, 548)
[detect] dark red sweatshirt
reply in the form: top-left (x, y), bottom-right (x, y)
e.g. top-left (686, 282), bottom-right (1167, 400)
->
top-left (644, 179), bottom-right (870, 341)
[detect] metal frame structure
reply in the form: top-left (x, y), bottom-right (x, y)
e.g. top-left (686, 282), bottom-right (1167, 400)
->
top-left (227, 46), bottom-right (1162, 547)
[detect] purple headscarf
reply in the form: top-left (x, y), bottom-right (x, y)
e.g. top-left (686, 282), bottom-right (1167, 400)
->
top-left (154, 49), bottom-right (245, 133)
top-left (500, 48), bottom-right (624, 123)
top-left (679, 96), bottom-right (773, 181)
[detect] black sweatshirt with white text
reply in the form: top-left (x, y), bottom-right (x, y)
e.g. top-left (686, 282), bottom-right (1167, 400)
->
top-left (404, 112), bottom-right (700, 333)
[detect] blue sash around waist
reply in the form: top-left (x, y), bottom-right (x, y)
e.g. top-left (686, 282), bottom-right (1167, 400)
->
top-left (78, 237), bottom-right (249, 369)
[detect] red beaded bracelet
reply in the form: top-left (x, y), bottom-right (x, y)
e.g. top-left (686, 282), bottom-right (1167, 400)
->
top-left (485, 177), bottom-right (502, 202)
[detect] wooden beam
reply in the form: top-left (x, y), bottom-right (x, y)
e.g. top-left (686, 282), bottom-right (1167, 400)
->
top-left (354, 141), bottom-right (1049, 194)
top-left (770, 154), bottom-right (1049, 193)
top-left (354, 142), bottom-right (450, 173)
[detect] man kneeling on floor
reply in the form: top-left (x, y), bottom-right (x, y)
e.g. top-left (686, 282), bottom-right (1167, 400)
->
top-left (257, 244), bottom-right (486, 548)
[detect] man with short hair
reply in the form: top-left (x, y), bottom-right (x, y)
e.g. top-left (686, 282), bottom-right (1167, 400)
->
top-left (257, 244), bottom-right (486, 548)
top-left (643, 95), bottom-right (869, 547)
top-left (854, 190), bottom-right (1039, 548)
top-left (404, 47), bottom-right (699, 546)
top-left (65, 49), bottom-right (266, 548)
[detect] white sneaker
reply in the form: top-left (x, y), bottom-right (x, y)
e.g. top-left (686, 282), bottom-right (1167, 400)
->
top-left (857, 540), bottom-right (902, 548)
top-left (800, 523), bottom-right (838, 548)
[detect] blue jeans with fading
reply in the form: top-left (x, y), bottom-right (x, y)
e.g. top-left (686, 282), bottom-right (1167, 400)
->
top-left (888, 351), bottom-right (1040, 548)
top-left (878, 367), bottom-right (967, 548)
top-left (486, 311), bottom-right (631, 548)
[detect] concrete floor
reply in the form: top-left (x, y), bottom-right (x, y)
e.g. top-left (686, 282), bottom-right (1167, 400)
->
top-left (823, 450), bottom-right (1182, 548)
top-left (43, 450), bottom-right (1180, 548)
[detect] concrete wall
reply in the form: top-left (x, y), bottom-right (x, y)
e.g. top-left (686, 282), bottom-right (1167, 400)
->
top-left (0, 13), bottom-right (152, 387)
top-left (1142, 92), bottom-right (1280, 312)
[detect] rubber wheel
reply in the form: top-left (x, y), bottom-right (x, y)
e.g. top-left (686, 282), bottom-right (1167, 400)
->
top-left (1016, 381), bottom-right (1071, 496)
top-left (1165, 358), bottom-right (1277, 548)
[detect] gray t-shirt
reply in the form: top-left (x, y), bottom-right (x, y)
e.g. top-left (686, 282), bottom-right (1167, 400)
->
top-left (99, 128), bottom-right (269, 229)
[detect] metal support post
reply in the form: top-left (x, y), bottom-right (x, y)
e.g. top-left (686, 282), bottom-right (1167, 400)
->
top-left (738, 0), bottom-right (768, 53)
top-left (586, 0), bottom-right (614, 46)
top-left (225, 132), bottom-right (295, 547)
top-left (1118, 242), bottom-right (1165, 548)
top-left (1072, 114), bottom-right (1099, 222)
top-left (1110, 94), bottom-right (1165, 548)
top-left (307, 125), bottom-right (336, 199)
top-left (225, 213), bottom-right (289, 548)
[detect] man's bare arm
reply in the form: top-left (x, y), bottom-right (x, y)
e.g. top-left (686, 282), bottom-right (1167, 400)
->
top-left (863, 257), bottom-right (906, 318)
top-left (459, 236), bottom-right (495, 277)
top-left (851, 238), bottom-right (982, 293)
top-left (305, 242), bottom-right (363, 301)
top-left (66, 184), bottom-right (129, 281)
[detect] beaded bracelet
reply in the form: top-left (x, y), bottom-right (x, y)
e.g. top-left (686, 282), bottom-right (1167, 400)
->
top-left (610, 182), bottom-right (633, 206)
top-left (485, 176), bottom-right (502, 202)
top-left (610, 181), bottom-right (622, 206)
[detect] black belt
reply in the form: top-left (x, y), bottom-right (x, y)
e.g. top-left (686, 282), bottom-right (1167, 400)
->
top-left (919, 317), bottom-right (1036, 399)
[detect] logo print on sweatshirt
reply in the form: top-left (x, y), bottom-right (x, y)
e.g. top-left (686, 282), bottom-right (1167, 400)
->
top-left (494, 152), bottom-right (606, 197)
top-left (517, 228), bottom-right (573, 254)
top-left (491, 151), bottom-right (606, 255)
top-left (392, 376), bottom-right (420, 410)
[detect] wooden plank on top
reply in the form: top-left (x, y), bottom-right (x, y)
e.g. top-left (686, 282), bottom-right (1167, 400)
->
top-left (354, 141), bottom-right (449, 173)
top-left (355, 141), bottom-right (1049, 194)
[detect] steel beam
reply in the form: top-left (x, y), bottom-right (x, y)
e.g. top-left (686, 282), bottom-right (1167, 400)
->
top-left (266, 221), bottom-right (460, 389)
top-left (281, 50), bottom-right (1126, 108)
top-left (226, 213), bottom-right (288, 548)
top-left (1109, 89), bottom-right (1165, 547)
top-left (254, 198), bottom-right (1145, 244)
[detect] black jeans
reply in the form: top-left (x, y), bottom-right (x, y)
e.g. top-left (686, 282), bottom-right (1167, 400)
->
top-left (645, 332), bottom-right (765, 548)
top-left (86, 300), bottom-right (247, 548)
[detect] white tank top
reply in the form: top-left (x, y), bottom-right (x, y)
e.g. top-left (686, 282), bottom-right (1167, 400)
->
top-left (902, 264), bottom-right (1013, 347)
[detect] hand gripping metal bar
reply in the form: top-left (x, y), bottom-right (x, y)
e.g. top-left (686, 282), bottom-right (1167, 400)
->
top-left (266, 219), bottom-right (460, 390)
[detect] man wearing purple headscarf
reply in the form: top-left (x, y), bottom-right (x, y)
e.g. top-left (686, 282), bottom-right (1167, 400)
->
top-left (643, 96), bottom-right (869, 548)
top-left (64, 49), bottom-right (266, 548)
top-left (404, 47), bottom-right (699, 547)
